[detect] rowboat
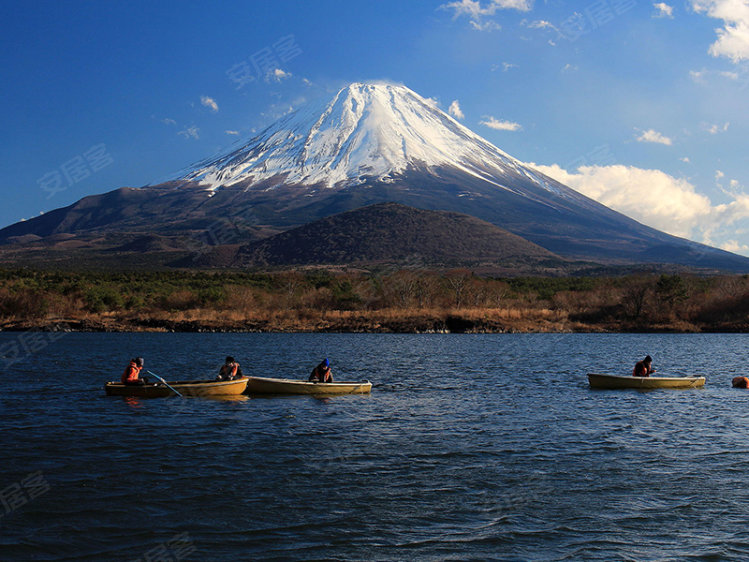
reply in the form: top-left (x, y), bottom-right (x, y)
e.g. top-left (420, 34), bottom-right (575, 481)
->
top-left (104, 377), bottom-right (249, 398)
top-left (587, 373), bottom-right (706, 390)
top-left (245, 376), bottom-right (372, 395)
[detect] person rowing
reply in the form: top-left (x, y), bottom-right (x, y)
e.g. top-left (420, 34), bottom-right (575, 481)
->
top-left (309, 358), bottom-right (333, 383)
top-left (633, 355), bottom-right (656, 377)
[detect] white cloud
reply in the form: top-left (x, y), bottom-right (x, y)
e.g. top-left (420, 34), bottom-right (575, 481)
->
top-left (527, 163), bottom-right (749, 252)
top-left (707, 121), bottom-right (730, 134)
top-left (424, 97), bottom-right (440, 109)
top-left (471, 20), bottom-right (502, 30)
top-left (225, 130), bottom-right (240, 136)
top-left (440, 0), bottom-right (532, 31)
top-left (527, 19), bottom-right (556, 30)
top-left (637, 128), bottom-right (673, 145)
top-left (491, 61), bottom-right (518, 71)
top-left (529, 163), bottom-right (710, 238)
top-left (653, 2), bottom-right (674, 17)
top-left (479, 116), bottom-right (522, 131)
top-left (448, 100), bottom-right (465, 119)
top-left (267, 68), bottom-right (292, 82)
top-left (529, 160), bottom-right (749, 255)
top-left (693, 0), bottom-right (749, 62)
top-left (719, 239), bottom-right (749, 254)
top-left (442, 0), bottom-right (532, 18)
top-left (562, 63), bottom-right (578, 72)
top-left (681, 156), bottom-right (691, 163)
top-left (691, 67), bottom-right (743, 81)
top-left (525, 18), bottom-right (561, 39)
top-left (200, 96), bottom-right (219, 112)
top-left (178, 126), bottom-right (199, 140)
top-left (161, 118), bottom-right (177, 126)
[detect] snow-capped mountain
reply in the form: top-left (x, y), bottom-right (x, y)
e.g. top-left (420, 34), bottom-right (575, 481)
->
top-left (179, 82), bottom-right (587, 207)
top-left (1, 81), bottom-right (748, 272)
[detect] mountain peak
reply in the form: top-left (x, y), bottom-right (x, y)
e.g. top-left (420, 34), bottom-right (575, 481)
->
top-left (179, 81), bottom-right (531, 191)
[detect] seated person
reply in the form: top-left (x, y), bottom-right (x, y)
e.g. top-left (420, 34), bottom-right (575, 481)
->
top-left (732, 376), bottom-right (749, 388)
top-left (217, 356), bottom-right (242, 380)
top-left (122, 357), bottom-right (148, 385)
top-left (633, 355), bottom-right (656, 377)
top-left (309, 358), bottom-right (333, 383)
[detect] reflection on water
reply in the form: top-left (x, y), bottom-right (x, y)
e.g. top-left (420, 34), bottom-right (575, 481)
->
top-left (2, 332), bottom-right (749, 560)
top-left (123, 396), bottom-right (143, 409)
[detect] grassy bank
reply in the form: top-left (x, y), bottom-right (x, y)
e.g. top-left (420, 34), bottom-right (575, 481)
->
top-left (1, 268), bottom-right (748, 333)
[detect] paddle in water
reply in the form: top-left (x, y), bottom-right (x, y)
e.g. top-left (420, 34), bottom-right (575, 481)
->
top-left (146, 370), bottom-right (183, 397)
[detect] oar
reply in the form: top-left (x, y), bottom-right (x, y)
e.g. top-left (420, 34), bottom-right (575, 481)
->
top-left (147, 370), bottom-right (183, 397)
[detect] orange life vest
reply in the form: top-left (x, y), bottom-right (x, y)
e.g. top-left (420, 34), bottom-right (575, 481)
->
top-left (122, 361), bottom-right (142, 383)
top-left (219, 362), bottom-right (239, 379)
top-left (309, 365), bottom-right (332, 382)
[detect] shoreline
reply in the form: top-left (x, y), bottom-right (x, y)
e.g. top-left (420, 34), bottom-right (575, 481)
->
top-left (1, 312), bottom-right (743, 334)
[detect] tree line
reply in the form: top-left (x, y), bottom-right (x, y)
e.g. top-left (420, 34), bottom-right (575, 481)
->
top-left (0, 268), bottom-right (747, 332)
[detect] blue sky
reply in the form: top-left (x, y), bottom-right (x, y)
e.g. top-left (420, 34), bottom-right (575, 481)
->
top-left (3, 0), bottom-right (749, 254)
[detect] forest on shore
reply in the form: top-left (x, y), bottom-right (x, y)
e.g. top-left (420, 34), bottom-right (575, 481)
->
top-left (1, 267), bottom-right (748, 333)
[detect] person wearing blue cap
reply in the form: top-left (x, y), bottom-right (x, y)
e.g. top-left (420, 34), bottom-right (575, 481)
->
top-left (309, 358), bottom-right (333, 382)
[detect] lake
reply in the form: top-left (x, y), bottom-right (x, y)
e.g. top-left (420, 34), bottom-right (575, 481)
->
top-left (2, 332), bottom-right (749, 560)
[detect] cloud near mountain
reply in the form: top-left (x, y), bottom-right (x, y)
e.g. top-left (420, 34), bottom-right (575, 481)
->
top-left (529, 162), bottom-right (749, 255)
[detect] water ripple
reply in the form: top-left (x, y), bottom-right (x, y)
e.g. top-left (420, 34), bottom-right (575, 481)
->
top-left (3, 333), bottom-right (749, 560)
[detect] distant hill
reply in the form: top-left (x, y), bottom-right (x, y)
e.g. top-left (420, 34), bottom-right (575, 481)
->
top-left (222, 203), bottom-right (564, 269)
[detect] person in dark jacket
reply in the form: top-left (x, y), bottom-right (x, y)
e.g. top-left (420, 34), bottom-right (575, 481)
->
top-left (633, 355), bottom-right (656, 377)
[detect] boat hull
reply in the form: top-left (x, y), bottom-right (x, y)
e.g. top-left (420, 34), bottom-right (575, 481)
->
top-left (587, 373), bottom-right (705, 390)
top-left (246, 376), bottom-right (372, 395)
top-left (104, 377), bottom-right (249, 398)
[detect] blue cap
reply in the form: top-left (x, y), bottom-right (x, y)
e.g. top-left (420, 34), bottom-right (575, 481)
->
top-left (323, 358), bottom-right (329, 367)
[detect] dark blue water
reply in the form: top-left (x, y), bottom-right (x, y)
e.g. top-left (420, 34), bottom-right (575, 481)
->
top-left (2, 333), bottom-right (749, 560)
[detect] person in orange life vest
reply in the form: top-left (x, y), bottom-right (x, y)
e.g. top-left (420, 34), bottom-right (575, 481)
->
top-left (217, 356), bottom-right (241, 381)
top-left (633, 355), bottom-right (656, 377)
top-left (732, 376), bottom-right (749, 388)
top-left (309, 358), bottom-right (333, 382)
top-left (122, 357), bottom-right (147, 385)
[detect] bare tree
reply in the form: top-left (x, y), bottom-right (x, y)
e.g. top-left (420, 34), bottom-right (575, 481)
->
top-left (444, 269), bottom-right (472, 308)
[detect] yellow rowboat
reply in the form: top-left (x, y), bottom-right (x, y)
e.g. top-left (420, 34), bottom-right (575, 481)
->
top-left (246, 376), bottom-right (372, 396)
top-left (104, 377), bottom-right (249, 398)
top-left (587, 373), bottom-right (706, 390)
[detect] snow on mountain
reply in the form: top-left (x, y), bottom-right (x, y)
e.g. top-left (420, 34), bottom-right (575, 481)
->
top-left (178, 82), bottom-right (581, 203)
